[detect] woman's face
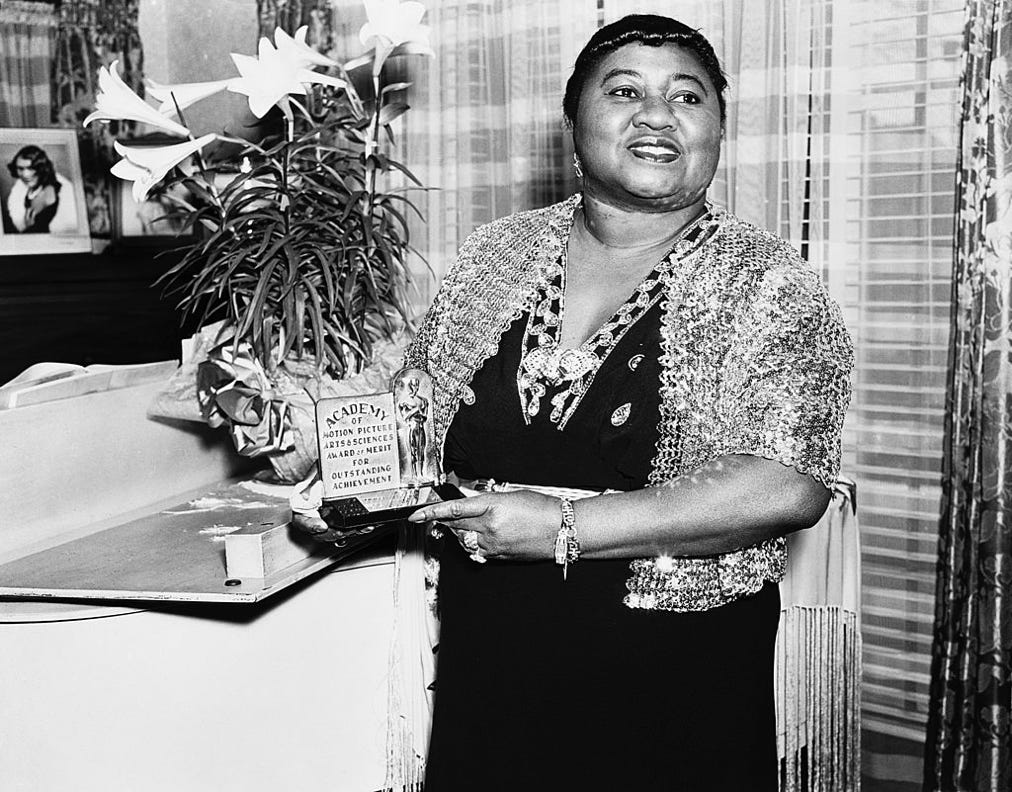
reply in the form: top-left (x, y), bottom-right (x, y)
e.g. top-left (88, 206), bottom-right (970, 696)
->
top-left (14, 157), bottom-right (39, 189)
top-left (573, 42), bottom-right (723, 213)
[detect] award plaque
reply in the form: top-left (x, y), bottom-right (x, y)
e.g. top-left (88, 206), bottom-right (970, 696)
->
top-left (313, 368), bottom-right (461, 529)
top-left (317, 390), bottom-right (401, 498)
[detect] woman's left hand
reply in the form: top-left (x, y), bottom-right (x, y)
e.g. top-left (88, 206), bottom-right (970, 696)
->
top-left (407, 490), bottom-right (560, 562)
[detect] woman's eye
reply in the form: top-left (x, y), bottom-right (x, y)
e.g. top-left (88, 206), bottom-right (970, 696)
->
top-left (609, 86), bottom-right (639, 98)
top-left (671, 92), bottom-right (701, 105)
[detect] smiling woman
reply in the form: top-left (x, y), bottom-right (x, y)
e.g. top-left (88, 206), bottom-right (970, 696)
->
top-left (569, 33), bottom-right (725, 213)
top-left (295, 13), bottom-right (854, 792)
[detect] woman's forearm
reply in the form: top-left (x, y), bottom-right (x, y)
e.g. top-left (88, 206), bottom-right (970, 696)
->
top-left (412, 455), bottom-right (833, 562)
top-left (574, 454), bottom-right (832, 559)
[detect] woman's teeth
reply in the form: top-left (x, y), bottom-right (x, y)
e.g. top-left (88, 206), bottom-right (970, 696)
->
top-left (630, 144), bottom-right (680, 162)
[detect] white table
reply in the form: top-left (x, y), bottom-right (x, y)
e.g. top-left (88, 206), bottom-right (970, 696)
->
top-left (0, 376), bottom-right (395, 792)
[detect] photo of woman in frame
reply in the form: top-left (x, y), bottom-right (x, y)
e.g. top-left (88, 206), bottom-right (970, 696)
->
top-left (4, 144), bottom-right (79, 234)
top-left (0, 128), bottom-right (91, 255)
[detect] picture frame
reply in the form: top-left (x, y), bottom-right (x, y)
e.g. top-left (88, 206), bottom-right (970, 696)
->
top-left (110, 133), bottom-right (196, 247)
top-left (112, 178), bottom-right (194, 247)
top-left (0, 127), bottom-right (92, 255)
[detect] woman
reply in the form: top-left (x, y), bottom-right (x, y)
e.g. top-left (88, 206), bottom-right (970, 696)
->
top-left (403, 14), bottom-right (853, 791)
top-left (6, 145), bottom-right (77, 234)
top-left (303, 13), bottom-right (850, 791)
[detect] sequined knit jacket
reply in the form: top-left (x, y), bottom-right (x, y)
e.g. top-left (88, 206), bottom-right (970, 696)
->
top-left (404, 194), bottom-right (853, 612)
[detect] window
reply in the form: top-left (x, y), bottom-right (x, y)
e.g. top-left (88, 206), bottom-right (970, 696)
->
top-left (838, 0), bottom-right (963, 744)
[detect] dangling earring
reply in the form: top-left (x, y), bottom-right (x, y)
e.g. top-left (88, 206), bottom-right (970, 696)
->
top-left (573, 153), bottom-right (583, 179)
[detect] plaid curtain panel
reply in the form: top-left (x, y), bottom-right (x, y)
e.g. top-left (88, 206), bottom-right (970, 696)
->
top-left (0, 0), bottom-right (56, 127)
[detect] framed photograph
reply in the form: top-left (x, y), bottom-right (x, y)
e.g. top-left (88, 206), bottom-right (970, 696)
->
top-left (110, 133), bottom-right (195, 247)
top-left (0, 127), bottom-right (92, 255)
top-left (113, 178), bottom-right (194, 246)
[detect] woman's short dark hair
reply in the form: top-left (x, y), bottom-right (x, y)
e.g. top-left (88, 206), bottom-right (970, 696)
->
top-left (563, 14), bottom-right (728, 129)
top-left (6, 145), bottom-right (58, 187)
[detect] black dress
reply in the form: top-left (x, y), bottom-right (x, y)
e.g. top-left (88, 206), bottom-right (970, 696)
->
top-left (424, 305), bottom-right (781, 792)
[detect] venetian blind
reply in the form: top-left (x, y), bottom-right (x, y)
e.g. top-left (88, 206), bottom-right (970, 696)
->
top-left (835, 0), bottom-right (962, 742)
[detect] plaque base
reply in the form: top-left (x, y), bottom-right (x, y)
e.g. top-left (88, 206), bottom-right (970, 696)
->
top-left (321, 482), bottom-right (463, 530)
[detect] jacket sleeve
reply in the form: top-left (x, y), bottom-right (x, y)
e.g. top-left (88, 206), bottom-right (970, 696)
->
top-left (718, 265), bottom-right (854, 489)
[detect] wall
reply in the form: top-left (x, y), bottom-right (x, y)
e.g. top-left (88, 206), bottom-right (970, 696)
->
top-left (140, 0), bottom-right (260, 138)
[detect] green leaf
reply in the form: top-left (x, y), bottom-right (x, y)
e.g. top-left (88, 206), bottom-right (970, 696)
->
top-left (381, 81), bottom-right (413, 95)
top-left (378, 102), bottom-right (409, 126)
top-left (384, 157), bottom-right (424, 186)
top-left (237, 258), bottom-right (278, 340)
top-left (293, 291), bottom-right (306, 360)
top-left (344, 52), bottom-right (372, 72)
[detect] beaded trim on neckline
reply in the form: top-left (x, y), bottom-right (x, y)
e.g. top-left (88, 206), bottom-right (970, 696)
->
top-left (516, 207), bottom-right (721, 430)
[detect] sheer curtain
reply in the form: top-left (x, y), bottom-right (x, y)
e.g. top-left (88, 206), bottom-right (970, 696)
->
top-left (330, 0), bottom-right (598, 306)
top-left (0, 0), bottom-right (56, 127)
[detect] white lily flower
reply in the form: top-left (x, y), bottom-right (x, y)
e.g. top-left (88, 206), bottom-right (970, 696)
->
top-left (84, 60), bottom-right (191, 138)
top-left (228, 35), bottom-right (348, 119)
top-left (358, 0), bottom-right (434, 74)
top-left (111, 133), bottom-right (217, 202)
top-left (274, 25), bottom-right (339, 70)
top-left (146, 78), bottom-right (236, 118)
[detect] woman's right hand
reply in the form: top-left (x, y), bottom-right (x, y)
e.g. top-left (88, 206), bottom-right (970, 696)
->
top-left (407, 489), bottom-right (561, 562)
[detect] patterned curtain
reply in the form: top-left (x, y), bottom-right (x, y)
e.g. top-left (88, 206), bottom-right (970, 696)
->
top-left (924, 1), bottom-right (1012, 790)
top-left (257, 0), bottom-right (334, 56)
top-left (0, 0), bottom-right (56, 127)
top-left (52, 0), bottom-right (142, 235)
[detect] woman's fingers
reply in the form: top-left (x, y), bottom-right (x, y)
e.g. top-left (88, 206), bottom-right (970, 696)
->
top-left (406, 490), bottom-right (556, 562)
top-left (290, 511), bottom-right (379, 547)
top-left (407, 495), bottom-right (490, 524)
top-left (291, 510), bottom-right (330, 536)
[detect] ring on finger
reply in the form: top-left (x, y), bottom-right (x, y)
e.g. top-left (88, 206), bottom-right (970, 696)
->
top-left (461, 530), bottom-right (486, 564)
top-left (461, 529), bottom-right (480, 552)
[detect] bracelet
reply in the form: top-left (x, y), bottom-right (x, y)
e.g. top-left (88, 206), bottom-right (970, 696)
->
top-left (553, 497), bottom-right (581, 580)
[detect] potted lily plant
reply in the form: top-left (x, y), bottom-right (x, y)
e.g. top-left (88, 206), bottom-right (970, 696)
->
top-left (84, 0), bottom-right (434, 481)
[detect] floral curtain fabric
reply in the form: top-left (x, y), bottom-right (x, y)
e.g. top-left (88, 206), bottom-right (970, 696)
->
top-left (53, 0), bottom-right (143, 235)
top-left (0, 1), bottom-right (56, 127)
top-left (257, 0), bottom-right (335, 55)
top-left (924, 1), bottom-right (1012, 789)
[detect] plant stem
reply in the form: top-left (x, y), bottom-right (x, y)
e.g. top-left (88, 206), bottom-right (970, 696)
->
top-left (171, 92), bottom-right (224, 212)
top-left (367, 73), bottom-right (382, 208)
top-left (263, 111), bottom-right (297, 375)
top-left (282, 111), bottom-right (294, 237)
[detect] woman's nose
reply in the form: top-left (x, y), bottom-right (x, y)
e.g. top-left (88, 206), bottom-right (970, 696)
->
top-left (632, 96), bottom-right (676, 129)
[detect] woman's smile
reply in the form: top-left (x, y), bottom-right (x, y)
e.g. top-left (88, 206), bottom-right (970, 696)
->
top-left (627, 135), bottom-right (682, 163)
